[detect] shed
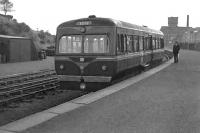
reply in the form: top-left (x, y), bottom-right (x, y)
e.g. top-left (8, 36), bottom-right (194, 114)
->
top-left (0, 35), bottom-right (39, 63)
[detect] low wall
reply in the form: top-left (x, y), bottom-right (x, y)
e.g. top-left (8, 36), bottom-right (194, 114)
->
top-left (179, 43), bottom-right (200, 51)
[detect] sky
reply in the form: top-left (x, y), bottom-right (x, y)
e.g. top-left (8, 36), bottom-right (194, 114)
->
top-left (8, 0), bottom-right (200, 35)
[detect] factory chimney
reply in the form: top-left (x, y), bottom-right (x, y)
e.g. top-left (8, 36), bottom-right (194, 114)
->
top-left (187, 15), bottom-right (189, 27)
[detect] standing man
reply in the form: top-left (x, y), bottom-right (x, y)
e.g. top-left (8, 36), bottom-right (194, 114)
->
top-left (173, 41), bottom-right (180, 63)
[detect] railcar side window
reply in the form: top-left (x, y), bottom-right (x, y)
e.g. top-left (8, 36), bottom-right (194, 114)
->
top-left (117, 34), bottom-right (121, 53)
top-left (127, 35), bottom-right (133, 53)
top-left (152, 38), bottom-right (156, 49)
top-left (59, 35), bottom-right (82, 53)
top-left (118, 34), bottom-right (125, 53)
top-left (121, 35), bottom-right (125, 52)
top-left (143, 37), bottom-right (146, 50)
top-left (133, 36), bottom-right (139, 52)
top-left (84, 35), bottom-right (109, 53)
top-left (157, 38), bottom-right (161, 49)
top-left (146, 37), bottom-right (150, 50)
top-left (139, 36), bottom-right (143, 51)
top-left (161, 38), bottom-right (164, 48)
top-left (156, 39), bottom-right (159, 49)
top-left (124, 35), bottom-right (127, 53)
top-left (155, 39), bottom-right (158, 49)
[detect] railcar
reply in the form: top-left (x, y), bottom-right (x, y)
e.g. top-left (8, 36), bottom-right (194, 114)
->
top-left (55, 15), bottom-right (164, 90)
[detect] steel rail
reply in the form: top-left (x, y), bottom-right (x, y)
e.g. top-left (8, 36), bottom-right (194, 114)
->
top-left (0, 69), bottom-right (56, 86)
top-left (0, 77), bottom-right (58, 96)
top-left (0, 76), bottom-right (58, 92)
top-left (0, 77), bottom-right (59, 106)
top-left (0, 84), bottom-right (60, 106)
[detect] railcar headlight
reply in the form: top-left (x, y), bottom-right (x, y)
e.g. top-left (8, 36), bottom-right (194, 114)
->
top-left (80, 83), bottom-right (86, 90)
top-left (80, 27), bottom-right (86, 33)
top-left (80, 66), bottom-right (84, 70)
top-left (80, 66), bottom-right (84, 74)
top-left (102, 65), bottom-right (107, 71)
top-left (59, 64), bottom-right (64, 70)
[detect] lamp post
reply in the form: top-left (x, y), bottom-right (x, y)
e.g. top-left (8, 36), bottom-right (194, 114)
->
top-left (185, 31), bottom-right (189, 49)
top-left (194, 30), bottom-right (198, 43)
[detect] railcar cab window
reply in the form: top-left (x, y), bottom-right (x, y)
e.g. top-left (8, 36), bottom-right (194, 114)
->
top-left (84, 35), bottom-right (109, 53)
top-left (58, 35), bottom-right (109, 54)
top-left (59, 35), bottom-right (82, 53)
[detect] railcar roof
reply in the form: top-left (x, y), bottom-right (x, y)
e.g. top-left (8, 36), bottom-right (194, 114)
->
top-left (0, 35), bottom-right (30, 39)
top-left (57, 17), bottom-right (163, 35)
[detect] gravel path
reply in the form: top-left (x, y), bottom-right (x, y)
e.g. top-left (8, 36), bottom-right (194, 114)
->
top-left (0, 89), bottom-right (86, 126)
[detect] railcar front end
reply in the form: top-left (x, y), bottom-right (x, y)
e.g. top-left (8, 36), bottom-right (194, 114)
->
top-left (55, 19), bottom-right (117, 90)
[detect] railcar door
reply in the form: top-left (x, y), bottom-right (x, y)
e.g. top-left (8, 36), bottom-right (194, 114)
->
top-left (149, 35), bottom-right (153, 63)
top-left (139, 36), bottom-right (145, 65)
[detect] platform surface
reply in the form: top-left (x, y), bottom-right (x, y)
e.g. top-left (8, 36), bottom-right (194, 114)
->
top-left (2, 50), bottom-right (200, 133)
top-left (0, 57), bottom-right (54, 77)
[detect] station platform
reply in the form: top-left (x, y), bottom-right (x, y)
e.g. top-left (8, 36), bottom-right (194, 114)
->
top-left (1, 50), bottom-right (200, 133)
top-left (0, 57), bottom-right (55, 77)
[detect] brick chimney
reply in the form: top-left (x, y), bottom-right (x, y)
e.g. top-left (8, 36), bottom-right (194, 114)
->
top-left (187, 15), bottom-right (189, 27)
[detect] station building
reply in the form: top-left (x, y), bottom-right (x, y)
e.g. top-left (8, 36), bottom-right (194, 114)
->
top-left (160, 15), bottom-right (191, 47)
top-left (161, 15), bottom-right (200, 48)
top-left (0, 35), bottom-right (39, 63)
top-left (181, 27), bottom-right (200, 43)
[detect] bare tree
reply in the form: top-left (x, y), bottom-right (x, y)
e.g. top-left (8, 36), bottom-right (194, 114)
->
top-left (0, 0), bottom-right (13, 15)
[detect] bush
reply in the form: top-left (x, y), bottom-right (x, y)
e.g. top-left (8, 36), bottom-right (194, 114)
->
top-left (0, 16), bottom-right (55, 48)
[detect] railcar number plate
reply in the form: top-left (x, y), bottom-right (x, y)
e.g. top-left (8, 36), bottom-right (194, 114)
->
top-left (80, 58), bottom-right (84, 62)
top-left (76, 21), bottom-right (92, 25)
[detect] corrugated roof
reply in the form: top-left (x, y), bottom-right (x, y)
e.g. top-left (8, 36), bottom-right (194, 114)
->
top-left (0, 35), bottom-right (30, 39)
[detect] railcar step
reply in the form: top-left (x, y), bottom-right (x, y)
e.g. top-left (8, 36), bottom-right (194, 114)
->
top-left (141, 63), bottom-right (150, 67)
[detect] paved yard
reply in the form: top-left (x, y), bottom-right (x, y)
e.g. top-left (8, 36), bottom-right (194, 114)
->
top-left (0, 57), bottom-right (54, 77)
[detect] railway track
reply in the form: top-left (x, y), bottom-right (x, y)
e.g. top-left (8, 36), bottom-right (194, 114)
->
top-left (0, 69), bottom-right (56, 86)
top-left (0, 69), bottom-right (59, 106)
